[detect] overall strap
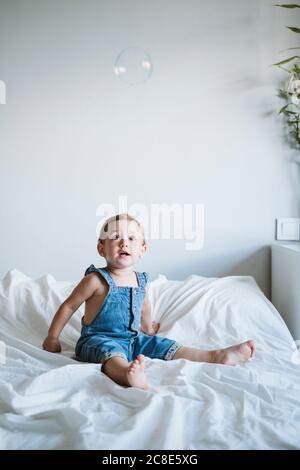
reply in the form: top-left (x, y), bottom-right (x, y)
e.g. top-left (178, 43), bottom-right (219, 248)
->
top-left (136, 271), bottom-right (150, 289)
top-left (84, 264), bottom-right (116, 287)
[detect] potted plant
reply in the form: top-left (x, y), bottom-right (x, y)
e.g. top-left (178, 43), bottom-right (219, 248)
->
top-left (273, 3), bottom-right (300, 147)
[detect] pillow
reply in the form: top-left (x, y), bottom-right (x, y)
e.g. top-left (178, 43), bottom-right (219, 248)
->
top-left (148, 273), bottom-right (293, 352)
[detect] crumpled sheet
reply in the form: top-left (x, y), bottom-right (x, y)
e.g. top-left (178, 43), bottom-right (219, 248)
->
top-left (0, 269), bottom-right (299, 450)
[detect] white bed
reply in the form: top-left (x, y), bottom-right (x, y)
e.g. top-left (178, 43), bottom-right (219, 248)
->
top-left (0, 269), bottom-right (299, 450)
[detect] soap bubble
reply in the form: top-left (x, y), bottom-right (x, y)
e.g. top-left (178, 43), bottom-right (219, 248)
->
top-left (114, 47), bottom-right (153, 85)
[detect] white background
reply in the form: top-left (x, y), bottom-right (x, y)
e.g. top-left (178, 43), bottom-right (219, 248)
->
top-left (1, 0), bottom-right (300, 296)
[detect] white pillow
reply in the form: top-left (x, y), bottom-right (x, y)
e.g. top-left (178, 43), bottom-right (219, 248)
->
top-left (148, 273), bottom-right (293, 352)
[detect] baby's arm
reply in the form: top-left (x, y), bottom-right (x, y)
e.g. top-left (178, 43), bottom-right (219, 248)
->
top-left (42, 274), bottom-right (100, 352)
top-left (140, 296), bottom-right (160, 336)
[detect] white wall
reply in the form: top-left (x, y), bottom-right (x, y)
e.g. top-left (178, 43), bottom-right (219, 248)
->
top-left (0, 0), bottom-right (299, 297)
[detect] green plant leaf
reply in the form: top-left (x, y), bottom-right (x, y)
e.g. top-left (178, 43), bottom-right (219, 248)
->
top-left (279, 104), bottom-right (290, 114)
top-left (272, 55), bottom-right (300, 65)
top-left (279, 47), bottom-right (300, 53)
top-left (290, 64), bottom-right (300, 73)
top-left (275, 4), bottom-right (300, 8)
top-left (287, 26), bottom-right (300, 33)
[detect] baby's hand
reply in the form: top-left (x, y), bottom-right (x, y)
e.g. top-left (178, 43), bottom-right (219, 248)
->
top-left (42, 336), bottom-right (62, 353)
top-left (146, 321), bottom-right (160, 336)
top-left (152, 321), bottom-right (160, 334)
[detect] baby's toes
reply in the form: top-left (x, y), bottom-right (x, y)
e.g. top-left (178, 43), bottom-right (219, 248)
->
top-left (249, 341), bottom-right (256, 357)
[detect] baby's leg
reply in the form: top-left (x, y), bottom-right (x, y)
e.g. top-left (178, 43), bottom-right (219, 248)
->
top-left (173, 340), bottom-right (255, 366)
top-left (102, 354), bottom-right (149, 390)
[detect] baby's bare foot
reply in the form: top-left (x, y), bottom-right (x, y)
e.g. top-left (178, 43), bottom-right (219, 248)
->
top-left (213, 340), bottom-right (256, 366)
top-left (127, 354), bottom-right (149, 390)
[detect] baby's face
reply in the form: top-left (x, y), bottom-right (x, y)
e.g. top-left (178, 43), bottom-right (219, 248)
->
top-left (98, 219), bottom-right (146, 269)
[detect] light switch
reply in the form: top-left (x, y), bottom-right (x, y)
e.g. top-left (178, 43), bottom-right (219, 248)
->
top-left (276, 218), bottom-right (300, 241)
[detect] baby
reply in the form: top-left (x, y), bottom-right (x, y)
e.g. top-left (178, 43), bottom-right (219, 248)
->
top-left (43, 213), bottom-right (256, 390)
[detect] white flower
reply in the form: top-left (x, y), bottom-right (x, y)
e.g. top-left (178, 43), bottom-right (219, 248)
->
top-left (291, 94), bottom-right (300, 106)
top-left (294, 80), bottom-right (300, 93)
top-left (286, 74), bottom-right (300, 94)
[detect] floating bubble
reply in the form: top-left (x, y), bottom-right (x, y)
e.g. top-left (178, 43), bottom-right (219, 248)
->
top-left (114, 47), bottom-right (153, 85)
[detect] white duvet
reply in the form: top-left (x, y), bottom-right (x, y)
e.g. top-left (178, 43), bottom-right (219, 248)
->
top-left (0, 269), bottom-right (299, 450)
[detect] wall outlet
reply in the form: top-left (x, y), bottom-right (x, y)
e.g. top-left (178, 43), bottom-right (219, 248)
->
top-left (276, 218), bottom-right (300, 241)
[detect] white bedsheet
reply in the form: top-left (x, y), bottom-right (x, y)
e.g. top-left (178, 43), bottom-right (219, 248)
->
top-left (0, 269), bottom-right (299, 450)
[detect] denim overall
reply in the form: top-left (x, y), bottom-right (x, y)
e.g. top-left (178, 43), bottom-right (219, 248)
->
top-left (75, 265), bottom-right (182, 365)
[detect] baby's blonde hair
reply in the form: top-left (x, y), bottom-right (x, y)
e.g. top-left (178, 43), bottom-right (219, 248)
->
top-left (98, 213), bottom-right (145, 244)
